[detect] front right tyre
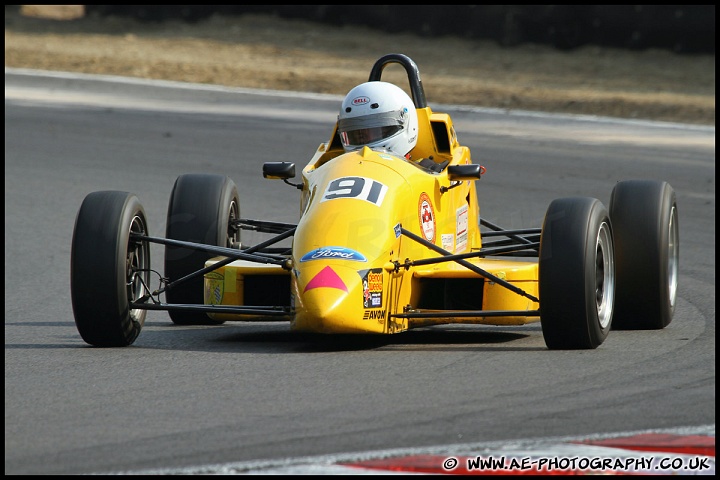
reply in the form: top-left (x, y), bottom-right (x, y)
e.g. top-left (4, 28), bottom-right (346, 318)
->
top-left (164, 174), bottom-right (240, 325)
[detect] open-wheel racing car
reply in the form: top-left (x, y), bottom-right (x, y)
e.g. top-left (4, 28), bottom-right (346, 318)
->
top-left (70, 53), bottom-right (679, 350)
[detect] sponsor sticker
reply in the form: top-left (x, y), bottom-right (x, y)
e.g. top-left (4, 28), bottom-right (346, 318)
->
top-left (441, 233), bottom-right (454, 252)
top-left (300, 246), bottom-right (367, 262)
top-left (205, 272), bottom-right (224, 305)
top-left (363, 310), bottom-right (386, 321)
top-left (360, 268), bottom-right (383, 309)
top-left (456, 204), bottom-right (468, 253)
top-left (418, 192), bottom-right (436, 242)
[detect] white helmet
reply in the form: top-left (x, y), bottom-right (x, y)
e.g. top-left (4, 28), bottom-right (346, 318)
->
top-left (337, 81), bottom-right (418, 158)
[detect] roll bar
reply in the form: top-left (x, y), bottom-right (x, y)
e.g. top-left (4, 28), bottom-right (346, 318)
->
top-left (368, 53), bottom-right (427, 109)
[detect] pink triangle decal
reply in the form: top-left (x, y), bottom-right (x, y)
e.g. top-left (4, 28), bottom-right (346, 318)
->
top-left (303, 265), bottom-right (348, 293)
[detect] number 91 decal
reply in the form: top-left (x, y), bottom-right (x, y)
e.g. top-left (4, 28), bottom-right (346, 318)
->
top-left (321, 177), bottom-right (388, 206)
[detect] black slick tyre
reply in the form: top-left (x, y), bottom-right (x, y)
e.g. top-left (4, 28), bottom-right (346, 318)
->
top-left (164, 174), bottom-right (240, 325)
top-left (539, 197), bottom-right (615, 349)
top-left (609, 180), bottom-right (678, 330)
top-left (71, 191), bottom-right (150, 347)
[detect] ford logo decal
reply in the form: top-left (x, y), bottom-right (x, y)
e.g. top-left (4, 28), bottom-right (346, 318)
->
top-left (300, 247), bottom-right (367, 262)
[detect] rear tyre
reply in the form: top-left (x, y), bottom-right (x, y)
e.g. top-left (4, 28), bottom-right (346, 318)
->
top-left (610, 180), bottom-right (678, 329)
top-left (165, 174), bottom-right (240, 325)
top-left (71, 191), bottom-right (150, 347)
top-left (539, 197), bottom-right (615, 349)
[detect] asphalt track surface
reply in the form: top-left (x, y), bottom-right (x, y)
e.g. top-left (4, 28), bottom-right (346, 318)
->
top-left (4, 69), bottom-right (715, 475)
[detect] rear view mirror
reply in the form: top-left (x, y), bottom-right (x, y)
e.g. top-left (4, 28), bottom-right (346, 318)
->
top-left (263, 162), bottom-right (296, 180)
top-left (447, 164), bottom-right (481, 181)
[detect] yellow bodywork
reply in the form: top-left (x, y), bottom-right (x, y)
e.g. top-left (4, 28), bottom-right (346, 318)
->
top-left (204, 260), bottom-right (292, 322)
top-left (204, 105), bottom-right (540, 333)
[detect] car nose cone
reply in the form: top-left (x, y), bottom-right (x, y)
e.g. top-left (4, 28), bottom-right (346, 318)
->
top-left (291, 264), bottom-right (385, 334)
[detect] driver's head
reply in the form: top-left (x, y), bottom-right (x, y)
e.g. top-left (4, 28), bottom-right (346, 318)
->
top-left (337, 81), bottom-right (418, 158)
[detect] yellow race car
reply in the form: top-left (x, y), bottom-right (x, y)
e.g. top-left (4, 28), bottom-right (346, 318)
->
top-left (70, 54), bottom-right (679, 350)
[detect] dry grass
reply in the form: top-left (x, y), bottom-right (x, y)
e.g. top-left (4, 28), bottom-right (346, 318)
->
top-left (5, 6), bottom-right (715, 125)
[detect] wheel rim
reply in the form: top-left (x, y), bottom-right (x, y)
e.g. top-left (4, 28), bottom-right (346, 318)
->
top-left (227, 199), bottom-right (240, 248)
top-left (127, 214), bottom-right (150, 320)
top-left (595, 221), bottom-right (614, 329)
top-left (668, 204), bottom-right (679, 308)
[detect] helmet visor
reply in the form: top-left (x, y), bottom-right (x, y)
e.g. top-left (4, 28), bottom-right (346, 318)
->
top-left (337, 109), bottom-right (406, 148)
top-left (340, 125), bottom-right (403, 147)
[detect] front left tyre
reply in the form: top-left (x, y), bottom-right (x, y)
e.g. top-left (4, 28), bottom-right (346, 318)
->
top-left (609, 180), bottom-right (678, 330)
top-left (539, 197), bottom-right (615, 350)
top-left (71, 191), bottom-right (150, 347)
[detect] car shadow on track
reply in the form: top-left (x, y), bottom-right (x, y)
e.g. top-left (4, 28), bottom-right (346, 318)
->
top-left (132, 321), bottom-right (546, 353)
